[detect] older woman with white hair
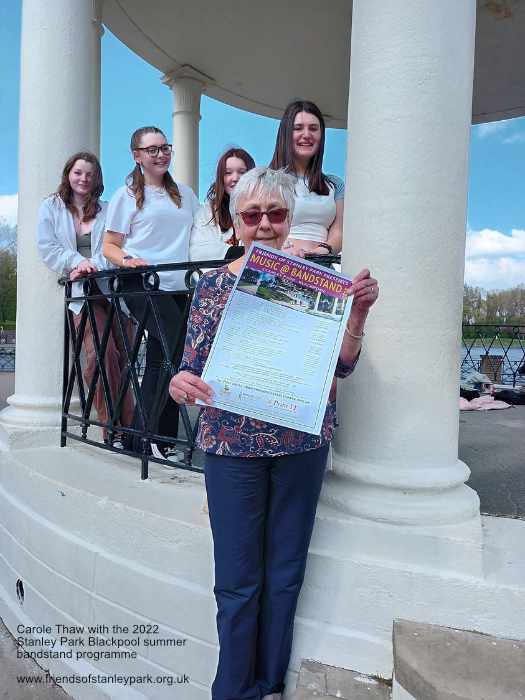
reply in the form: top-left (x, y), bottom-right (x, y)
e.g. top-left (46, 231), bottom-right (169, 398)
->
top-left (169, 167), bottom-right (378, 700)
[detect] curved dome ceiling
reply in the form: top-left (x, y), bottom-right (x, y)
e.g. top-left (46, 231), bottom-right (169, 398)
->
top-left (103, 0), bottom-right (525, 127)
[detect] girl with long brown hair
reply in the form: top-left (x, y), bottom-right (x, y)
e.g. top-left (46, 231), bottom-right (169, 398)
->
top-left (103, 126), bottom-right (200, 458)
top-left (189, 147), bottom-right (255, 260)
top-left (270, 99), bottom-right (345, 256)
top-left (37, 152), bottom-right (134, 440)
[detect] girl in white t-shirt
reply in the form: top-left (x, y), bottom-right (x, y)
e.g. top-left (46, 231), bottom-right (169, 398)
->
top-left (269, 100), bottom-right (344, 257)
top-left (36, 152), bottom-right (134, 440)
top-left (189, 147), bottom-right (255, 261)
top-left (103, 126), bottom-right (200, 457)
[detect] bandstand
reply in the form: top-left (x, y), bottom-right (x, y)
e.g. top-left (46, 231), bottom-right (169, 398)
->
top-left (1, 1), bottom-right (525, 698)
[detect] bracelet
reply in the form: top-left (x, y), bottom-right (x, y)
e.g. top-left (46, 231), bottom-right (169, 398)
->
top-left (316, 242), bottom-right (333, 254)
top-left (345, 327), bottom-right (365, 340)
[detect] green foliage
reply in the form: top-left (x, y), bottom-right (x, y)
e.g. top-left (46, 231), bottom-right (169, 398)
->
top-left (0, 248), bottom-right (17, 324)
top-left (463, 283), bottom-right (525, 336)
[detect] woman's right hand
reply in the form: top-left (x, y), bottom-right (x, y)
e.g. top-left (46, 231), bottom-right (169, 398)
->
top-left (70, 258), bottom-right (97, 280)
top-left (169, 371), bottom-right (214, 405)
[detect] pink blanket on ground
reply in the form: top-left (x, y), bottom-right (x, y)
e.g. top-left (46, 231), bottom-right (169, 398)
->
top-left (459, 395), bottom-right (511, 411)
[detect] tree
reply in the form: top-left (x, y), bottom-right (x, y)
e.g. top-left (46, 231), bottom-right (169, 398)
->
top-left (0, 249), bottom-right (16, 323)
top-left (463, 284), bottom-right (525, 327)
top-left (462, 284), bottom-right (485, 324)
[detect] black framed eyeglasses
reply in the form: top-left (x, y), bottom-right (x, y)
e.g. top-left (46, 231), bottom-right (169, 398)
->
top-left (135, 144), bottom-right (173, 157)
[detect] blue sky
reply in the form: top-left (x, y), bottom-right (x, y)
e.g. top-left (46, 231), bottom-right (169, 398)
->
top-left (1, 1), bottom-right (525, 289)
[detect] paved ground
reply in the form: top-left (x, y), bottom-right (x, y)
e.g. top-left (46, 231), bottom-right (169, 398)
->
top-left (0, 371), bottom-right (14, 410)
top-left (0, 622), bottom-right (69, 699)
top-left (460, 404), bottom-right (525, 518)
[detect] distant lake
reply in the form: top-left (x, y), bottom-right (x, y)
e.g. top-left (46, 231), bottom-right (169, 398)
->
top-left (461, 346), bottom-right (524, 384)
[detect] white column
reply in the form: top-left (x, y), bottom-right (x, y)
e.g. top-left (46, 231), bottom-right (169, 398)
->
top-left (323, 0), bottom-right (480, 531)
top-left (0, 0), bottom-right (102, 438)
top-left (162, 68), bottom-right (205, 196)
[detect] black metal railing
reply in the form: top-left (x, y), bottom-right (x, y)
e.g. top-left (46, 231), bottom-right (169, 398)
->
top-left (60, 255), bottom-right (341, 479)
top-left (61, 259), bottom-right (219, 479)
top-left (0, 348), bottom-right (15, 372)
top-left (461, 324), bottom-right (525, 387)
top-left (61, 263), bottom-right (524, 480)
top-left (0, 329), bottom-right (15, 372)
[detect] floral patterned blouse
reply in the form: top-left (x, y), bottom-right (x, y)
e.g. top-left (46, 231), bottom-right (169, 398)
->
top-left (179, 266), bottom-right (358, 457)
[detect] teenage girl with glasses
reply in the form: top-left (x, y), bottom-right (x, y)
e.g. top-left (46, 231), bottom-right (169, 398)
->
top-left (103, 126), bottom-right (200, 458)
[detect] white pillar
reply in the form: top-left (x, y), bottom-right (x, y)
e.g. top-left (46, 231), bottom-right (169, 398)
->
top-left (323, 1), bottom-right (480, 535)
top-left (162, 68), bottom-right (205, 196)
top-left (0, 0), bottom-right (102, 439)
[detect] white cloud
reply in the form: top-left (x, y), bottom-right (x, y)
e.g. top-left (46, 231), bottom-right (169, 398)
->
top-left (465, 228), bottom-right (525, 290)
top-left (466, 228), bottom-right (525, 258)
top-left (475, 120), bottom-right (510, 139)
top-left (0, 194), bottom-right (18, 227)
top-left (465, 256), bottom-right (525, 290)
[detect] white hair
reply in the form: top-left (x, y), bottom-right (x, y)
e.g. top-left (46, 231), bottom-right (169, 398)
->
top-left (229, 167), bottom-right (296, 222)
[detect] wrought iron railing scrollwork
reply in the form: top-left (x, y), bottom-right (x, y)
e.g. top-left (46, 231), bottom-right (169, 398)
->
top-left (61, 259), bottom-right (227, 479)
top-left (60, 255), bottom-right (341, 479)
top-left (461, 324), bottom-right (525, 387)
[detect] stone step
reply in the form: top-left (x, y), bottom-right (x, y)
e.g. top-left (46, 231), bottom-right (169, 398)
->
top-left (292, 659), bottom-right (391, 700)
top-left (393, 619), bottom-right (525, 699)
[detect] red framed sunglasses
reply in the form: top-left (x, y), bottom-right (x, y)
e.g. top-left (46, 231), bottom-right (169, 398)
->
top-left (237, 208), bottom-right (289, 226)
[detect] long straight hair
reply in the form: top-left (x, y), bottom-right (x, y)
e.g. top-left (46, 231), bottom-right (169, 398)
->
top-left (269, 100), bottom-right (330, 196)
top-left (127, 126), bottom-right (181, 210)
top-left (206, 148), bottom-right (256, 232)
top-left (55, 152), bottom-right (103, 221)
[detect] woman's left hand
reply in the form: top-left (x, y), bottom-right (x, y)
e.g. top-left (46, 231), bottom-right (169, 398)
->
top-left (349, 269), bottom-right (379, 317)
top-left (169, 370), bottom-right (214, 405)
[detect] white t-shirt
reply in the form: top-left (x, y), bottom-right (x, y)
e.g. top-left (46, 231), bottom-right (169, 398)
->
top-left (105, 183), bottom-right (199, 291)
top-left (189, 201), bottom-right (233, 261)
top-left (289, 174), bottom-right (344, 243)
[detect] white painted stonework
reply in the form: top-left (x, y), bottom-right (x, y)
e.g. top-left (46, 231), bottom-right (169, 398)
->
top-left (0, 0), bottom-right (101, 445)
top-left (162, 68), bottom-right (205, 196)
top-left (323, 0), bottom-right (482, 576)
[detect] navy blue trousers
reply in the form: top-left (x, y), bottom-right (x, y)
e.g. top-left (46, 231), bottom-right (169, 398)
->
top-left (204, 445), bottom-right (329, 700)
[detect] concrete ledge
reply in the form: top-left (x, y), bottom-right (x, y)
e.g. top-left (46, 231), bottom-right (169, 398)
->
top-left (393, 619), bottom-right (525, 700)
top-left (294, 659), bottom-right (391, 699)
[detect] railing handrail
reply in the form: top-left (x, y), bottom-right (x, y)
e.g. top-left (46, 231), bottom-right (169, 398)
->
top-left (58, 254), bottom-right (343, 286)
